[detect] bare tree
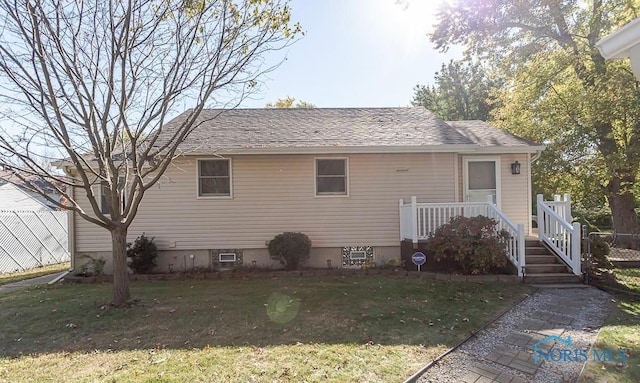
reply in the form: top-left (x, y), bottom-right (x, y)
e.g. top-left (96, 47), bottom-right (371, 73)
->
top-left (0, 0), bottom-right (300, 306)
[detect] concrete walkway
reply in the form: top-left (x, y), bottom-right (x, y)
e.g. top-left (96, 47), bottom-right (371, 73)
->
top-left (0, 271), bottom-right (67, 294)
top-left (417, 286), bottom-right (612, 383)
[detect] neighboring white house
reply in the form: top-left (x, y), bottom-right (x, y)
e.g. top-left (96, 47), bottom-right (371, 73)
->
top-left (0, 183), bottom-right (58, 211)
top-left (62, 107), bottom-right (556, 275)
top-left (596, 18), bottom-right (640, 79)
top-left (0, 173), bottom-right (69, 273)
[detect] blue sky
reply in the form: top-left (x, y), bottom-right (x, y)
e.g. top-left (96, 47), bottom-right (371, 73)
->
top-left (241, 0), bottom-right (461, 108)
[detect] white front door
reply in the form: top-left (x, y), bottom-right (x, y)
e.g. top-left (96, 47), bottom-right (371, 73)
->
top-left (463, 157), bottom-right (501, 206)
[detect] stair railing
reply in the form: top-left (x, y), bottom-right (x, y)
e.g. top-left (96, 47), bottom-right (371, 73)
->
top-left (536, 194), bottom-right (581, 275)
top-left (486, 201), bottom-right (526, 277)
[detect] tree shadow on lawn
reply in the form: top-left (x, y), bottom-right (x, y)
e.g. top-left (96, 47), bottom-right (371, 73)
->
top-left (0, 276), bottom-right (533, 357)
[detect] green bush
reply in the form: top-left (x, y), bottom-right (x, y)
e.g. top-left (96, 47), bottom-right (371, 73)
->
top-left (268, 232), bottom-right (312, 270)
top-left (589, 235), bottom-right (613, 270)
top-left (424, 216), bottom-right (510, 275)
top-left (573, 206), bottom-right (612, 231)
top-left (82, 255), bottom-right (106, 276)
top-left (127, 234), bottom-right (158, 274)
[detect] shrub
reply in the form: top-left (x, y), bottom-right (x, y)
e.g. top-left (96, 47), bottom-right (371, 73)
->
top-left (82, 255), bottom-right (106, 276)
top-left (424, 215), bottom-right (510, 275)
top-left (127, 234), bottom-right (158, 274)
top-left (572, 206), bottom-right (613, 231)
top-left (589, 235), bottom-right (612, 270)
top-left (268, 232), bottom-right (312, 270)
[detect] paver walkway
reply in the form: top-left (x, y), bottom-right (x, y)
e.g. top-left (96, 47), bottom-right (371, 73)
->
top-left (416, 286), bottom-right (612, 383)
top-left (0, 271), bottom-right (67, 294)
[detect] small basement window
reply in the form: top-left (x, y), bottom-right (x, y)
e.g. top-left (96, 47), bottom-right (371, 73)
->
top-left (349, 250), bottom-right (367, 260)
top-left (219, 253), bottom-right (237, 263)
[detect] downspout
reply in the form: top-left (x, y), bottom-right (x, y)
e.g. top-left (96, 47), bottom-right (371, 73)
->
top-left (48, 176), bottom-right (75, 285)
top-left (61, 165), bottom-right (75, 276)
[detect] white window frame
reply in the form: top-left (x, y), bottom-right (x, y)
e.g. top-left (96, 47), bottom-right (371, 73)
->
top-left (462, 156), bottom-right (501, 207)
top-left (196, 158), bottom-right (233, 199)
top-left (218, 253), bottom-right (237, 263)
top-left (314, 157), bottom-right (349, 197)
top-left (348, 250), bottom-right (367, 260)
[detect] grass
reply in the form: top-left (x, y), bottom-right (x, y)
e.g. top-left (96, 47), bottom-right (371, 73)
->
top-left (579, 297), bottom-right (640, 383)
top-left (0, 276), bottom-right (532, 382)
top-left (614, 268), bottom-right (640, 292)
top-left (0, 262), bottom-right (69, 286)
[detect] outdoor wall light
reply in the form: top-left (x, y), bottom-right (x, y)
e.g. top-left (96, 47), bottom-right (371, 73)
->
top-left (326, 259), bottom-right (332, 269)
top-left (252, 260), bottom-right (257, 268)
top-left (511, 161), bottom-right (521, 175)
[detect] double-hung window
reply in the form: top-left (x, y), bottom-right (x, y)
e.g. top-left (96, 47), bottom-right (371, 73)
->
top-left (315, 158), bottom-right (348, 196)
top-left (198, 159), bottom-right (232, 197)
top-left (100, 177), bottom-right (126, 215)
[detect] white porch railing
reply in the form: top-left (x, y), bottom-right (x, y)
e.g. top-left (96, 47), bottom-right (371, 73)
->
top-left (543, 193), bottom-right (573, 222)
top-left (486, 203), bottom-right (526, 276)
top-left (536, 194), bottom-right (581, 275)
top-left (399, 196), bottom-right (526, 277)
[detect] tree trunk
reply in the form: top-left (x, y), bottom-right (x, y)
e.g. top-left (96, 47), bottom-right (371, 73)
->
top-left (111, 225), bottom-right (130, 306)
top-left (608, 175), bottom-right (640, 249)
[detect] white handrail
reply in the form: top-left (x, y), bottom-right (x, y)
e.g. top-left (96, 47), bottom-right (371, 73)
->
top-left (487, 203), bottom-right (525, 277)
top-left (536, 194), bottom-right (581, 275)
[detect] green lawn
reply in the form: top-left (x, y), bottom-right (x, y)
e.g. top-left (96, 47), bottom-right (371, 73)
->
top-left (614, 268), bottom-right (640, 292)
top-left (0, 276), bottom-right (532, 382)
top-left (579, 297), bottom-right (640, 383)
top-left (0, 262), bottom-right (69, 286)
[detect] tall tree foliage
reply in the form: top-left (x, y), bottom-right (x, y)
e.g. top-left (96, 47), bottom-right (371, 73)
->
top-left (412, 60), bottom-right (500, 121)
top-left (265, 96), bottom-right (315, 108)
top-left (0, 0), bottom-right (300, 306)
top-left (432, 0), bottom-right (640, 236)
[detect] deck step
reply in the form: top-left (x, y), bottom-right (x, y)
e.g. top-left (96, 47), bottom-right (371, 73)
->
top-left (523, 238), bottom-right (580, 284)
top-left (525, 246), bottom-right (552, 255)
top-left (524, 273), bottom-right (582, 284)
top-left (525, 254), bottom-right (560, 264)
top-left (525, 264), bottom-right (569, 274)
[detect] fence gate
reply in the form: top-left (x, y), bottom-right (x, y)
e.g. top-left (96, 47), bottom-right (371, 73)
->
top-left (0, 210), bottom-right (70, 273)
top-left (584, 232), bottom-right (640, 297)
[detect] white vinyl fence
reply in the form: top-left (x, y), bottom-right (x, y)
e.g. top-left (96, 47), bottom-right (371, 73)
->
top-left (0, 210), bottom-right (69, 273)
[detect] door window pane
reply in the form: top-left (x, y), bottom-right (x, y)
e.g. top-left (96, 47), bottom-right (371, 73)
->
top-left (468, 161), bottom-right (496, 190)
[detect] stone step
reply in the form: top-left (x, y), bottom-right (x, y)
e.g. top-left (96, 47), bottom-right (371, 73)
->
top-left (525, 246), bottom-right (553, 255)
top-left (526, 254), bottom-right (560, 264)
top-left (525, 263), bottom-right (570, 274)
top-left (524, 273), bottom-right (583, 284)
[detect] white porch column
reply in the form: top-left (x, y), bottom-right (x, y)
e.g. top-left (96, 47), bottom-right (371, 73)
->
top-left (411, 196), bottom-right (418, 244)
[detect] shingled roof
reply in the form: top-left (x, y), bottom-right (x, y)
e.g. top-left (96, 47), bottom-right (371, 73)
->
top-left (446, 120), bottom-right (540, 148)
top-left (159, 107), bottom-right (542, 154)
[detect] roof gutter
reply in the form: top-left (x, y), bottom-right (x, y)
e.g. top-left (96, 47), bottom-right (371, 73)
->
top-left (177, 145), bottom-right (545, 156)
top-left (596, 18), bottom-right (640, 80)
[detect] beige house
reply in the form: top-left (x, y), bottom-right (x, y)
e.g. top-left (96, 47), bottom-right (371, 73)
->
top-left (69, 107), bottom-right (550, 275)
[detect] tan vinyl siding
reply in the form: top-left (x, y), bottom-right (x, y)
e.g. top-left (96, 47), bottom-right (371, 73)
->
top-left (74, 153), bottom-right (457, 252)
top-left (498, 153), bottom-right (531, 235)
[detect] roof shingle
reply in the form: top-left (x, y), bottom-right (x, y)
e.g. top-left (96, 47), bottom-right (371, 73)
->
top-left (158, 107), bottom-right (540, 153)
